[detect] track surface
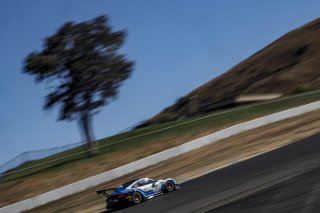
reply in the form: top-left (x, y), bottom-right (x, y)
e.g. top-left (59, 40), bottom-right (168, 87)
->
top-left (210, 166), bottom-right (320, 213)
top-left (116, 133), bottom-right (320, 213)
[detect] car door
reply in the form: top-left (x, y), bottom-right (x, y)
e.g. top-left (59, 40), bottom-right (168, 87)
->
top-left (137, 180), bottom-right (157, 196)
top-left (143, 179), bottom-right (162, 195)
top-left (151, 181), bottom-right (161, 194)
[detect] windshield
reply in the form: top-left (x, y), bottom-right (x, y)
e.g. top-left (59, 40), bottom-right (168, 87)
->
top-left (122, 179), bottom-right (139, 188)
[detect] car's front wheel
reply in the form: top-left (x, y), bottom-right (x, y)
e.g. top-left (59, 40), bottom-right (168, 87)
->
top-left (164, 180), bottom-right (175, 193)
top-left (132, 191), bottom-right (143, 204)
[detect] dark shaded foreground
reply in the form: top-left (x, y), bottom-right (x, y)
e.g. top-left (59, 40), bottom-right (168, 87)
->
top-left (210, 164), bottom-right (320, 213)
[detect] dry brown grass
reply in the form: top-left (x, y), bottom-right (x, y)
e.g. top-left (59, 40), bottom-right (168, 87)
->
top-left (0, 124), bottom-right (231, 207)
top-left (0, 109), bottom-right (270, 207)
top-left (148, 18), bottom-right (320, 125)
top-left (25, 109), bottom-right (320, 213)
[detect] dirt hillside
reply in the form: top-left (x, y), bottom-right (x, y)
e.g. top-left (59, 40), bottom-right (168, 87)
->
top-left (144, 18), bottom-right (320, 125)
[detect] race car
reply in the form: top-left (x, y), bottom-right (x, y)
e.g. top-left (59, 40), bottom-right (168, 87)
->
top-left (96, 177), bottom-right (179, 209)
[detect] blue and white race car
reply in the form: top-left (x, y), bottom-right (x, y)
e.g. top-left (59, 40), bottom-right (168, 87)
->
top-left (96, 177), bottom-right (179, 209)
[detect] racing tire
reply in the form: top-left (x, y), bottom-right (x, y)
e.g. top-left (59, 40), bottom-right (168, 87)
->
top-left (164, 180), bottom-right (175, 193)
top-left (132, 191), bottom-right (143, 204)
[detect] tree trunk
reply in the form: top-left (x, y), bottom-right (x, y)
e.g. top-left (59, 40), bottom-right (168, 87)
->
top-left (79, 111), bottom-right (98, 156)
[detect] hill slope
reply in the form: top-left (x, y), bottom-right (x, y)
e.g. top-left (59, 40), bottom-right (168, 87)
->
top-left (144, 18), bottom-right (320, 125)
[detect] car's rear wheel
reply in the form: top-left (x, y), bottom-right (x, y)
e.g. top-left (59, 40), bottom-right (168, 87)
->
top-left (132, 191), bottom-right (143, 204)
top-left (164, 180), bottom-right (175, 193)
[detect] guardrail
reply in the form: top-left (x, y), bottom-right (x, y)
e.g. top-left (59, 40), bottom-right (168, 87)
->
top-left (1, 101), bottom-right (320, 213)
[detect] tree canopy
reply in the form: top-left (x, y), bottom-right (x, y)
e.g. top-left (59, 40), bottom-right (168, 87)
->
top-left (24, 15), bottom-right (134, 154)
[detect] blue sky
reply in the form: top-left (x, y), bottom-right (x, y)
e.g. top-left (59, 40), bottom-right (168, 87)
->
top-left (0, 0), bottom-right (319, 164)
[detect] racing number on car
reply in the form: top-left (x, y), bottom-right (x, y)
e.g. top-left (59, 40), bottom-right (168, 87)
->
top-left (153, 183), bottom-right (160, 192)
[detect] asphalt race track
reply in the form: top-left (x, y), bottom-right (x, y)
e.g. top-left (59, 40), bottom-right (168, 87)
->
top-left (117, 133), bottom-right (320, 213)
top-left (209, 166), bottom-right (320, 213)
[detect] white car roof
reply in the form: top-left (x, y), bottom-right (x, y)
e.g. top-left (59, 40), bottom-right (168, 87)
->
top-left (128, 178), bottom-right (154, 188)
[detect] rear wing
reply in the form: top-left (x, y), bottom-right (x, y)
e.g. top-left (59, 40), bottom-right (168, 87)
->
top-left (96, 188), bottom-right (115, 197)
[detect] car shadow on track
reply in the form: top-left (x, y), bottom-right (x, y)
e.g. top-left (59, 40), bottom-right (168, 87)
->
top-left (97, 210), bottom-right (113, 213)
top-left (98, 206), bottom-right (132, 213)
